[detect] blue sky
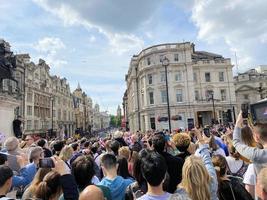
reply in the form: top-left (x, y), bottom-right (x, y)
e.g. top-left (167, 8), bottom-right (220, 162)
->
top-left (1, 0), bottom-right (267, 114)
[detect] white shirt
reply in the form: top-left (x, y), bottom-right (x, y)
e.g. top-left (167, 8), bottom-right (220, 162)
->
top-left (213, 147), bottom-right (226, 157)
top-left (243, 164), bottom-right (256, 185)
top-left (226, 156), bottom-right (243, 174)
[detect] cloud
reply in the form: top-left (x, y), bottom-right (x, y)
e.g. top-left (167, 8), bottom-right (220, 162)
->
top-left (191, 0), bottom-right (267, 68)
top-left (34, 37), bottom-right (67, 67)
top-left (33, 0), bottom-right (162, 54)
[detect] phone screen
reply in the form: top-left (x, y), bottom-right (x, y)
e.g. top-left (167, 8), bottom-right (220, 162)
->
top-left (39, 158), bottom-right (55, 168)
top-left (203, 128), bottom-right (211, 137)
top-left (241, 103), bottom-right (249, 118)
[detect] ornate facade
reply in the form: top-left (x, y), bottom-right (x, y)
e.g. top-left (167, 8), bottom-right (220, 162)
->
top-left (234, 67), bottom-right (267, 111)
top-left (125, 42), bottom-right (237, 132)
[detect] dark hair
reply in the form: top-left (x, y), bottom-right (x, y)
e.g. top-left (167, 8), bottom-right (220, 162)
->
top-left (133, 156), bottom-right (146, 186)
top-left (35, 171), bottom-right (61, 200)
top-left (141, 151), bottom-right (167, 186)
top-left (37, 139), bottom-right (46, 148)
top-left (84, 141), bottom-right (90, 148)
top-left (0, 153), bottom-right (7, 165)
top-left (71, 143), bottom-right (79, 151)
top-left (0, 166), bottom-right (13, 187)
top-left (117, 156), bottom-right (132, 179)
top-left (71, 155), bottom-right (95, 190)
top-left (101, 153), bottom-right (117, 170)
top-left (152, 134), bottom-right (165, 153)
top-left (53, 140), bottom-right (65, 152)
top-left (110, 140), bottom-right (120, 156)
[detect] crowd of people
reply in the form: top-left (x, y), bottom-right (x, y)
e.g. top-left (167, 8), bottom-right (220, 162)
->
top-left (0, 111), bottom-right (267, 200)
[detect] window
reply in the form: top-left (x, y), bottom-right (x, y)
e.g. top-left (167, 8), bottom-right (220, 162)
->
top-left (150, 117), bottom-right (156, 130)
top-left (27, 106), bottom-right (32, 116)
top-left (244, 94), bottom-right (249, 100)
top-left (174, 54), bottom-right (179, 61)
top-left (193, 72), bottom-right (197, 82)
top-left (161, 90), bottom-right (167, 103)
top-left (175, 71), bottom-right (182, 82)
top-left (206, 90), bottom-right (214, 100)
top-left (149, 91), bottom-right (154, 104)
top-left (221, 89), bottom-right (226, 101)
top-left (34, 107), bottom-right (39, 117)
top-left (53, 110), bottom-right (56, 117)
top-left (159, 55), bottom-right (164, 62)
top-left (176, 89), bottom-right (183, 102)
top-left (148, 74), bottom-right (153, 85)
top-left (63, 111), bottom-right (67, 121)
top-left (205, 72), bottom-right (211, 82)
top-left (58, 109), bottom-right (61, 120)
top-left (26, 120), bottom-right (32, 130)
top-left (27, 92), bottom-right (32, 102)
top-left (34, 120), bottom-right (38, 130)
top-left (195, 90), bottom-right (200, 101)
top-left (219, 72), bottom-right (224, 82)
top-left (147, 57), bottom-right (151, 65)
top-left (160, 72), bottom-right (166, 82)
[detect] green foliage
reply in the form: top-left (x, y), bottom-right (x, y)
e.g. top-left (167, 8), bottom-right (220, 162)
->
top-left (109, 115), bottom-right (122, 127)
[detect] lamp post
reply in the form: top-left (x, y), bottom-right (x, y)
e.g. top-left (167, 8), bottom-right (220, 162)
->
top-left (51, 96), bottom-right (54, 135)
top-left (162, 56), bottom-right (171, 131)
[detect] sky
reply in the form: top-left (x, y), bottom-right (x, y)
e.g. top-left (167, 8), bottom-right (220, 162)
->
top-left (1, 0), bottom-right (267, 114)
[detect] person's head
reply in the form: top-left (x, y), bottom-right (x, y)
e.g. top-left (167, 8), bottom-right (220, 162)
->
top-left (37, 138), bottom-right (47, 148)
top-left (212, 154), bottom-right (228, 178)
top-left (180, 155), bottom-right (211, 200)
top-left (209, 135), bottom-right (218, 151)
top-left (59, 145), bottom-right (74, 162)
top-left (35, 171), bottom-right (62, 200)
top-left (253, 123), bottom-right (267, 144)
top-left (4, 137), bottom-right (19, 152)
top-left (79, 185), bottom-right (104, 200)
top-left (141, 151), bottom-right (167, 187)
top-left (172, 133), bottom-right (191, 152)
top-left (29, 146), bottom-right (44, 163)
top-left (105, 140), bottom-right (112, 152)
top-left (152, 134), bottom-right (166, 153)
top-left (100, 153), bottom-right (118, 176)
top-left (71, 155), bottom-right (95, 189)
top-left (25, 135), bottom-right (34, 146)
top-left (53, 140), bottom-right (65, 155)
top-left (132, 155), bottom-right (146, 186)
top-left (90, 142), bottom-right (99, 154)
top-left (110, 140), bottom-right (120, 155)
top-left (241, 126), bottom-right (256, 146)
top-left (256, 167), bottom-right (267, 200)
top-left (117, 156), bottom-right (131, 179)
top-left (228, 142), bottom-right (241, 160)
top-left (0, 166), bottom-right (13, 194)
top-left (0, 153), bottom-right (8, 166)
top-left (131, 134), bottom-right (138, 143)
top-left (28, 168), bottom-right (52, 193)
top-left (113, 131), bottom-right (123, 139)
top-left (118, 146), bottom-right (130, 160)
top-left (71, 142), bottom-right (80, 153)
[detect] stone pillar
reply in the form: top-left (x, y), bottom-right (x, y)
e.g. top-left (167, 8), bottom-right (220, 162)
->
top-left (0, 95), bottom-right (19, 141)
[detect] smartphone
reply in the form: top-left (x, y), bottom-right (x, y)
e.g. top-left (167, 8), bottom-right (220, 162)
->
top-left (203, 128), bottom-right (211, 137)
top-left (241, 103), bottom-right (249, 119)
top-left (39, 158), bottom-right (55, 168)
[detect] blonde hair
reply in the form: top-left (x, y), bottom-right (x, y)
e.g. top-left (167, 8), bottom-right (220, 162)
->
top-left (118, 146), bottom-right (130, 160)
top-left (172, 133), bottom-right (191, 150)
top-left (258, 167), bottom-right (267, 192)
top-left (59, 145), bottom-right (73, 161)
top-left (179, 155), bottom-right (211, 200)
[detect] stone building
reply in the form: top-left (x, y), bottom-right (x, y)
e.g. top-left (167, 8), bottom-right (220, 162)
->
top-left (234, 67), bottom-right (267, 111)
top-left (73, 84), bottom-right (93, 132)
top-left (14, 56), bottom-right (74, 136)
top-left (125, 42), bottom-right (237, 132)
top-left (0, 39), bottom-right (22, 138)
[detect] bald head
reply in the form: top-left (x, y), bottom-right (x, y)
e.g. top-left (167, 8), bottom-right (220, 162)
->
top-left (79, 185), bottom-right (104, 200)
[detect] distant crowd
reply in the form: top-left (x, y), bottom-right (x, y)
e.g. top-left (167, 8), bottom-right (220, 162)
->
top-left (0, 111), bottom-right (267, 200)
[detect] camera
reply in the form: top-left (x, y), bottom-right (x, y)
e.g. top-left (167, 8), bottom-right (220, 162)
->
top-left (241, 103), bottom-right (249, 119)
top-left (203, 128), bottom-right (211, 137)
top-left (39, 158), bottom-right (55, 168)
top-left (250, 99), bottom-right (267, 124)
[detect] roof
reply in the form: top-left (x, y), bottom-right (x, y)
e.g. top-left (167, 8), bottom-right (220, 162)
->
top-left (192, 51), bottom-right (223, 61)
